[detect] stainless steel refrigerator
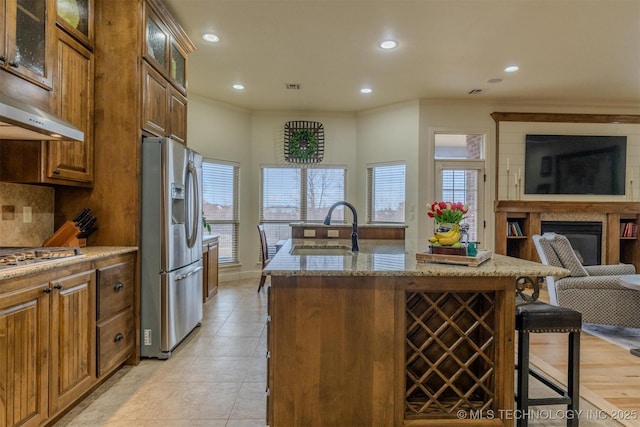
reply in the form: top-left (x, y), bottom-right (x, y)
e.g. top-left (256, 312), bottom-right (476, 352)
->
top-left (140, 137), bottom-right (203, 359)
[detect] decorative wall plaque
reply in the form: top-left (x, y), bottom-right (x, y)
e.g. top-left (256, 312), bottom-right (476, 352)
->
top-left (284, 121), bottom-right (324, 164)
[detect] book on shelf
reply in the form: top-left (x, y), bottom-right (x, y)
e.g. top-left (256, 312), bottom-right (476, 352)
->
top-left (621, 222), bottom-right (637, 238)
top-left (508, 221), bottom-right (524, 236)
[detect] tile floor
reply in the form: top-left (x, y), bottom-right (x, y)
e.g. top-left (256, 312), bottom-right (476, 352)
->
top-left (55, 278), bottom-right (617, 427)
top-left (56, 279), bottom-right (268, 426)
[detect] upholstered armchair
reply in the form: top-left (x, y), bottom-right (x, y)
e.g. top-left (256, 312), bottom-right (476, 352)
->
top-left (533, 232), bottom-right (640, 328)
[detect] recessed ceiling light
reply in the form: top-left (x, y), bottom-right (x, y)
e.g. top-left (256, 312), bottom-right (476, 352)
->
top-left (202, 33), bottom-right (220, 43)
top-left (504, 65), bottom-right (519, 73)
top-left (360, 88), bottom-right (372, 94)
top-left (379, 40), bottom-right (398, 49)
top-left (232, 84), bottom-right (245, 90)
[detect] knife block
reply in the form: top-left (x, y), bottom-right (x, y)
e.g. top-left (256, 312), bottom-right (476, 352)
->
top-left (43, 220), bottom-right (87, 247)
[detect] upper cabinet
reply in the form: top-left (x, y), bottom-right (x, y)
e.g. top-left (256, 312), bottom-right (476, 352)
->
top-left (56, 0), bottom-right (94, 47)
top-left (143, 0), bottom-right (192, 95)
top-left (0, 3), bottom-right (94, 187)
top-left (0, 0), bottom-right (56, 90)
top-left (141, 0), bottom-right (194, 143)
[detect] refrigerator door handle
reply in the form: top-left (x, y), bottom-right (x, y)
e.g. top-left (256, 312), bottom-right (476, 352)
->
top-left (185, 159), bottom-right (200, 249)
top-left (175, 266), bottom-right (204, 281)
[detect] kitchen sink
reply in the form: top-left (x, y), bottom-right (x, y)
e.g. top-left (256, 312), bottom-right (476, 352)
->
top-left (290, 245), bottom-right (354, 256)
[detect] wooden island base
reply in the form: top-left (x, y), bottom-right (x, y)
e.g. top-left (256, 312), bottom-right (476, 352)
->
top-left (268, 274), bottom-right (516, 426)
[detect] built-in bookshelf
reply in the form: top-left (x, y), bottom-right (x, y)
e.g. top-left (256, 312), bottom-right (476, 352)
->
top-left (619, 215), bottom-right (638, 265)
top-left (495, 201), bottom-right (640, 271)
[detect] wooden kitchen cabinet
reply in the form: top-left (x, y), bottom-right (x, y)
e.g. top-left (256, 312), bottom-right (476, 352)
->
top-left (0, 267), bottom-right (96, 426)
top-left (0, 19), bottom-right (94, 187)
top-left (202, 235), bottom-right (219, 302)
top-left (47, 28), bottom-right (94, 184)
top-left (56, 0), bottom-right (94, 47)
top-left (143, 0), bottom-right (188, 94)
top-left (0, 282), bottom-right (50, 427)
top-left (142, 39), bottom-right (188, 144)
top-left (0, 0), bottom-right (56, 90)
top-left (49, 269), bottom-right (97, 413)
top-left (140, 0), bottom-right (192, 144)
top-left (96, 253), bottom-right (136, 377)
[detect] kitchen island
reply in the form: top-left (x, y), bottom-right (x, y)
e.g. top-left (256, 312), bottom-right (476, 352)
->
top-left (264, 238), bottom-right (569, 427)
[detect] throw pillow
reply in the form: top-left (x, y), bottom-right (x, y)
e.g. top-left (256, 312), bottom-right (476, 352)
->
top-left (550, 235), bottom-right (589, 277)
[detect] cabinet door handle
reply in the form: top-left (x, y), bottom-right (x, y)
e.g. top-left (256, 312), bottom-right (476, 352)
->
top-left (43, 287), bottom-right (51, 294)
top-left (114, 333), bottom-right (124, 342)
top-left (53, 283), bottom-right (63, 290)
top-left (53, 169), bottom-right (61, 175)
top-left (114, 282), bottom-right (124, 292)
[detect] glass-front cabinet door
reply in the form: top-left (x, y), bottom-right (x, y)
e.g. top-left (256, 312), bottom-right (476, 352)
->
top-left (143, 0), bottom-right (189, 95)
top-left (144, 5), bottom-right (168, 72)
top-left (1, 0), bottom-right (55, 89)
top-left (57, 0), bottom-right (93, 46)
top-left (170, 42), bottom-right (186, 91)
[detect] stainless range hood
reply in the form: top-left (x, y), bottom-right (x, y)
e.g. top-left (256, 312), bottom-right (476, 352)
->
top-left (0, 92), bottom-right (84, 142)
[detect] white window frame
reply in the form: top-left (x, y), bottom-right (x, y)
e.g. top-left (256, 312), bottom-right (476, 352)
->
top-left (367, 161), bottom-right (406, 224)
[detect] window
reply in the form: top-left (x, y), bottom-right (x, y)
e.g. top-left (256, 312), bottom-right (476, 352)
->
top-left (260, 166), bottom-right (346, 253)
top-left (367, 162), bottom-right (406, 223)
top-left (433, 133), bottom-right (485, 244)
top-left (202, 160), bottom-right (239, 264)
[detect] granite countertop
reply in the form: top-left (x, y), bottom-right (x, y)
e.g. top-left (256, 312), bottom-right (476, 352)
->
top-left (265, 238), bottom-right (570, 278)
top-left (289, 222), bottom-right (407, 228)
top-left (0, 246), bottom-right (137, 281)
top-left (203, 234), bottom-right (220, 243)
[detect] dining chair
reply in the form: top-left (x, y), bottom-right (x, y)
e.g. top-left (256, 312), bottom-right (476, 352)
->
top-left (257, 224), bottom-right (270, 292)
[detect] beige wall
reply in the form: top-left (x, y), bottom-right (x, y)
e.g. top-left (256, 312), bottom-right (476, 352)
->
top-left (186, 94), bottom-right (640, 280)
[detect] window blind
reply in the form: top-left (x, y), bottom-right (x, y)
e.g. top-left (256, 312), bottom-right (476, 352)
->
top-left (202, 161), bottom-right (239, 264)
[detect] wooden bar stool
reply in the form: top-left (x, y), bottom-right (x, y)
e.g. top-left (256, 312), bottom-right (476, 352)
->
top-left (515, 299), bottom-right (582, 427)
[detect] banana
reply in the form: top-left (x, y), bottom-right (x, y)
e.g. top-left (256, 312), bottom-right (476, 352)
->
top-left (435, 223), bottom-right (460, 240)
top-left (429, 236), bottom-right (438, 243)
top-left (438, 232), bottom-right (461, 246)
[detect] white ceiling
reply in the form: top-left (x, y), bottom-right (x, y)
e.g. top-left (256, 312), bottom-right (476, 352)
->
top-left (163, 0), bottom-right (640, 113)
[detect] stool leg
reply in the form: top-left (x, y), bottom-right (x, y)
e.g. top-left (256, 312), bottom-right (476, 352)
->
top-left (567, 330), bottom-right (580, 427)
top-left (517, 330), bottom-right (530, 427)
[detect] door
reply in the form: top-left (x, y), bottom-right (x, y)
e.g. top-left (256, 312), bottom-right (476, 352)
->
top-left (49, 270), bottom-right (96, 413)
top-left (0, 284), bottom-right (49, 427)
top-left (162, 137), bottom-right (201, 271)
top-left (47, 29), bottom-right (94, 184)
top-left (160, 260), bottom-right (203, 353)
top-left (435, 160), bottom-right (485, 245)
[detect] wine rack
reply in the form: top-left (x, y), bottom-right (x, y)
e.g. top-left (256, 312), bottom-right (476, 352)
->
top-left (405, 291), bottom-right (496, 419)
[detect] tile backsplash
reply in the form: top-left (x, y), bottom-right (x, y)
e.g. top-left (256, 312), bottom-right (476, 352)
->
top-left (0, 182), bottom-right (54, 246)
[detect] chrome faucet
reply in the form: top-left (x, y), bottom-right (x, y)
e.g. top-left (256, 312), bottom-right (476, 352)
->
top-left (323, 201), bottom-right (359, 252)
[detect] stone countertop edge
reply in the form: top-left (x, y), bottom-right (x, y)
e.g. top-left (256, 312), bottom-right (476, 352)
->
top-left (265, 238), bottom-right (571, 278)
top-left (0, 246), bottom-right (138, 281)
top-left (203, 234), bottom-right (220, 243)
top-left (290, 222), bottom-right (408, 228)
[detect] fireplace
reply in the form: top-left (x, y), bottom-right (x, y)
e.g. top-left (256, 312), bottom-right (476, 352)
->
top-left (541, 221), bottom-right (602, 265)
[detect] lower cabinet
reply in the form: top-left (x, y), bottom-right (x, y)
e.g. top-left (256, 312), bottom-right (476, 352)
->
top-left (49, 270), bottom-right (97, 413)
top-left (96, 254), bottom-right (136, 377)
top-left (0, 251), bottom-right (136, 426)
top-left (202, 235), bottom-right (219, 302)
top-left (0, 269), bottom-right (96, 427)
top-left (0, 282), bottom-right (50, 427)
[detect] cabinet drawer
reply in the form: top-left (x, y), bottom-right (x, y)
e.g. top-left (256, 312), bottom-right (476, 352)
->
top-left (97, 259), bottom-right (134, 320)
top-left (97, 309), bottom-right (134, 377)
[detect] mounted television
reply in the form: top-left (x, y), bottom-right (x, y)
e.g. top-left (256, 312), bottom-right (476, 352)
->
top-left (524, 134), bottom-right (627, 195)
